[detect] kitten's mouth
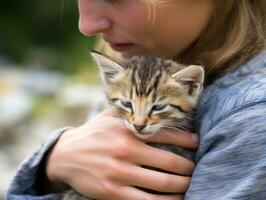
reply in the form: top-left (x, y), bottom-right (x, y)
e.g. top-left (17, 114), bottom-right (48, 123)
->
top-left (125, 121), bottom-right (158, 139)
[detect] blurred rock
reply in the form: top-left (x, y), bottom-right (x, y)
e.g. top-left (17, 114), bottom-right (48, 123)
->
top-left (21, 70), bottom-right (65, 97)
top-left (0, 66), bottom-right (24, 97)
top-left (58, 84), bottom-right (104, 109)
top-left (0, 67), bottom-right (33, 132)
top-left (0, 89), bottom-right (33, 131)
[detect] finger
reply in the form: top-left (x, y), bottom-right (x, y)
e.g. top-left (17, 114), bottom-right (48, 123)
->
top-left (115, 185), bottom-right (185, 200)
top-left (121, 187), bottom-right (184, 200)
top-left (132, 144), bottom-right (195, 175)
top-left (144, 128), bottom-right (199, 149)
top-left (116, 164), bottom-right (191, 193)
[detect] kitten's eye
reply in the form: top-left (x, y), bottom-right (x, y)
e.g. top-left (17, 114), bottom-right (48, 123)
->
top-left (152, 104), bottom-right (167, 111)
top-left (121, 101), bottom-right (132, 109)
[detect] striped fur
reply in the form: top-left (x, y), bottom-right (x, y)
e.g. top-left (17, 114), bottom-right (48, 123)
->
top-left (92, 53), bottom-right (204, 141)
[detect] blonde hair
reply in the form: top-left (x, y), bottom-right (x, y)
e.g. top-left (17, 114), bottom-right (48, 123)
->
top-left (96, 0), bottom-right (266, 83)
top-left (183, 0), bottom-right (266, 82)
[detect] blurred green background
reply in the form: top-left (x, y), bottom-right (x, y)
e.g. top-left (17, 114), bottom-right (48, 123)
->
top-left (0, 0), bottom-right (100, 77)
top-left (0, 1), bottom-right (104, 197)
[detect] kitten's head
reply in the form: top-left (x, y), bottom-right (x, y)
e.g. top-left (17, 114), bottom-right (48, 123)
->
top-left (92, 52), bottom-right (204, 139)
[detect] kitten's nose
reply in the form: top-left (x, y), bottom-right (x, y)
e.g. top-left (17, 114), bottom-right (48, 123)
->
top-left (133, 124), bottom-right (146, 132)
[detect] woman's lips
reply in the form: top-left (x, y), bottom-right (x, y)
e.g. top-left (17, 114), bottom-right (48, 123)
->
top-left (109, 43), bottom-right (135, 52)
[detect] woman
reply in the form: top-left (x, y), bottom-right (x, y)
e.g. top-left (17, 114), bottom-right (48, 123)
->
top-left (7, 0), bottom-right (266, 199)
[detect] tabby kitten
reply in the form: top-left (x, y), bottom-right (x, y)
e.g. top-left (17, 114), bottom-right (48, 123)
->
top-left (63, 52), bottom-right (204, 200)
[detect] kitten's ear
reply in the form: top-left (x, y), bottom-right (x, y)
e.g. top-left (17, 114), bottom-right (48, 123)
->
top-left (172, 65), bottom-right (204, 97)
top-left (91, 51), bottom-right (124, 84)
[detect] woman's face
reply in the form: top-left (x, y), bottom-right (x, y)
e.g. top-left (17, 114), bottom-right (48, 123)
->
top-left (78, 0), bottom-right (214, 59)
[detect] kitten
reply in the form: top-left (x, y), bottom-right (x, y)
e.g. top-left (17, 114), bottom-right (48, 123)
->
top-left (63, 52), bottom-right (204, 199)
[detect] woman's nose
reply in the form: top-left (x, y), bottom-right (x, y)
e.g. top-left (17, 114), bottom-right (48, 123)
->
top-left (78, 0), bottom-right (112, 36)
top-left (79, 17), bottom-right (112, 36)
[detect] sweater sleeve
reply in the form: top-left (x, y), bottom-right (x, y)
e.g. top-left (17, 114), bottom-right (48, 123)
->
top-left (185, 102), bottom-right (266, 200)
top-left (6, 127), bottom-right (72, 200)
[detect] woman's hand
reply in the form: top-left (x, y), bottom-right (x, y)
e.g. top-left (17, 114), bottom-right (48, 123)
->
top-left (46, 109), bottom-right (199, 200)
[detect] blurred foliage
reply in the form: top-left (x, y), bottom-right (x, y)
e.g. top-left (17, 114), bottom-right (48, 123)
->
top-left (0, 0), bottom-right (99, 74)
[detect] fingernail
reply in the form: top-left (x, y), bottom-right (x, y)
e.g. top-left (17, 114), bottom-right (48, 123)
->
top-left (192, 133), bottom-right (199, 144)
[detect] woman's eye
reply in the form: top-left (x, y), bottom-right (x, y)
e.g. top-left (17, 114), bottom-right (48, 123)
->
top-left (152, 104), bottom-right (167, 111)
top-left (121, 101), bottom-right (132, 109)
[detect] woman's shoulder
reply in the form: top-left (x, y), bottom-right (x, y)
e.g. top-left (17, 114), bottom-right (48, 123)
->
top-left (197, 51), bottom-right (266, 131)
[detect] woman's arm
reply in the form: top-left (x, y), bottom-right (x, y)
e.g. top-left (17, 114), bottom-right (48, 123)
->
top-left (185, 102), bottom-right (266, 200)
top-left (6, 127), bottom-right (71, 200)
